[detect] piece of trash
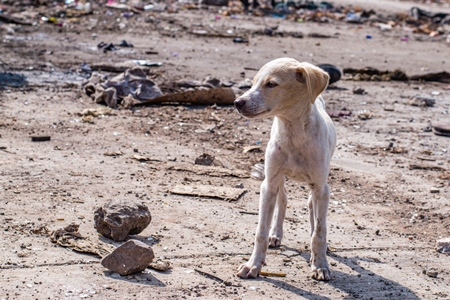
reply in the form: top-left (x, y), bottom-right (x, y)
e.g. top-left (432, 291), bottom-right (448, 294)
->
top-left (365, 35), bottom-right (372, 39)
top-left (97, 42), bottom-right (117, 53)
top-left (119, 40), bottom-right (134, 47)
top-left (308, 33), bottom-right (333, 38)
top-left (130, 155), bottom-right (160, 162)
top-left (357, 110), bottom-right (373, 120)
top-left (81, 115), bottom-right (94, 123)
top-left (343, 67), bottom-right (408, 81)
top-left (103, 151), bottom-right (124, 157)
top-left (148, 260), bottom-right (171, 272)
top-left (423, 267), bottom-right (439, 278)
top-left (353, 87), bottom-right (366, 95)
top-left (243, 145), bottom-right (262, 153)
top-left (94, 199), bottom-right (151, 242)
top-left (437, 238), bottom-right (450, 254)
top-left (169, 185), bottom-right (246, 201)
top-left (317, 64), bottom-right (341, 85)
top-left (133, 60), bottom-right (163, 67)
top-left (137, 87), bottom-right (236, 106)
top-left (409, 72), bottom-right (450, 83)
top-left (328, 111), bottom-right (352, 119)
top-left (78, 107), bottom-right (116, 117)
top-left (0, 72), bottom-right (28, 87)
top-left (84, 67), bottom-right (163, 108)
top-left (31, 136), bottom-right (51, 142)
top-left (167, 163), bottom-right (249, 178)
top-left (410, 96), bottom-right (435, 107)
top-left (50, 223), bottom-right (113, 258)
top-left (194, 153), bottom-right (215, 166)
top-left (432, 122), bottom-right (450, 137)
top-left (233, 37), bottom-right (248, 43)
top-left (259, 271), bottom-right (286, 277)
top-left (251, 163), bottom-right (265, 181)
top-left (409, 164), bottom-right (446, 171)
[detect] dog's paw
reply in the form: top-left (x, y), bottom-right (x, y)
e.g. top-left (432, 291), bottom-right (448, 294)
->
top-left (268, 235), bottom-right (282, 248)
top-left (311, 267), bottom-right (331, 281)
top-left (237, 263), bottom-right (260, 279)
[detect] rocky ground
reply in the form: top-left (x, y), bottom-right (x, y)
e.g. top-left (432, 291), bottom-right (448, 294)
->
top-left (1, 0), bottom-right (450, 299)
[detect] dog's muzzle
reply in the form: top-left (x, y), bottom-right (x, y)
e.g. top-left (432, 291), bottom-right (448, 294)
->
top-left (234, 98), bottom-right (246, 111)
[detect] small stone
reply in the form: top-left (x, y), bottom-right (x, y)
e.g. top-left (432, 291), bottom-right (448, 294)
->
top-left (94, 199), bottom-right (151, 242)
top-left (194, 153), bottom-right (214, 166)
top-left (424, 268), bottom-right (439, 278)
top-left (101, 240), bottom-right (155, 276)
top-left (430, 188), bottom-right (440, 194)
top-left (437, 237), bottom-right (450, 254)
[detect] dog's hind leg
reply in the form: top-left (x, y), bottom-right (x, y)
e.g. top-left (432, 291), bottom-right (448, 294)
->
top-left (269, 178), bottom-right (287, 248)
top-left (309, 183), bottom-right (331, 281)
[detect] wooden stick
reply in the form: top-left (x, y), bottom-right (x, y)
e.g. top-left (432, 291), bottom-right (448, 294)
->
top-left (260, 271), bottom-right (286, 277)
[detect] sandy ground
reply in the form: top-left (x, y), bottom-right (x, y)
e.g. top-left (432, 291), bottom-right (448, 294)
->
top-left (1, 0), bottom-right (450, 299)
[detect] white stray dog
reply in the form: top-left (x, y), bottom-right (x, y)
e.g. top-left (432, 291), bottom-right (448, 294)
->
top-left (234, 58), bottom-right (336, 281)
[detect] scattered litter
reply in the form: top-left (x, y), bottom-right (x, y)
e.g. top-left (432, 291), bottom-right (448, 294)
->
top-left (78, 107), bottom-right (116, 117)
top-left (84, 67), bottom-right (163, 108)
top-left (103, 151), bottom-right (124, 157)
top-left (344, 67), bottom-right (407, 81)
top-left (357, 110), bottom-right (373, 120)
top-left (250, 163), bottom-right (265, 181)
top-left (169, 185), bottom-right (246, 201)
top-left (353, 87), bottom-right (366, 95)
top-left (409, 164), bottom-right (446, 171)
top-left (259, 271), bottom-right (286, 277)
top-left (233, 37), bottom-right (248, 43)
top-left (410, 96), bottom-right (435, 107)
top-left (317, 64), bottom-right (341, 85)
top-left (437, 238), bottom-right (450, 254)
top-left (194, 153), bottom-right (215, 166)
top-left (148, 259), bottom-right (171, 272)
top-left (194, 269), bottom-right (230, 285)
top-left (415, 71), bottom-right (450, 83)
top-left (130, 155), bottom-right (161, 162)
top-left (328, 111), bottom-right (352, 119)
top-left (31, 136), bottom-right (51, 142)
top-left (50, 223), bottom-right (113, 258)
top-left (0, 72), bottom-right (28, 87)
top-left (423, 267), bottom-right (439, 278)
top-left (137, 88), bottom-right (236, 107)
top-left (243, 145), bottom-right (262, 153)
top-left (168, 163), bottom-right (249, 178)
top-left (432, 122), bottom-right (450, 137)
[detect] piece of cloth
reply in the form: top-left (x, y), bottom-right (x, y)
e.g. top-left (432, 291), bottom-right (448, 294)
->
top-left (84, 67), bottom-right (163, 108)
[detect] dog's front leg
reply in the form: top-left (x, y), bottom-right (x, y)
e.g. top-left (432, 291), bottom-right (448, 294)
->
top-left (269, 178), bottom-right (287, 248)
top-left (237, 178), bottom-right (279, 278)
top-left (309, 183), bottom-right (331, 281)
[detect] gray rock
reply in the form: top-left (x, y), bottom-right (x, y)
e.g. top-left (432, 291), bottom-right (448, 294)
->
top-left (437, 237), bottom-right (450, 254)
top-left (101, 240), bottom-right (155, 276)
top-left (94, 199), bottom-right (151, 242)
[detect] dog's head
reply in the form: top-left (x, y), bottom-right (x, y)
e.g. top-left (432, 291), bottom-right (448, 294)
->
top-left (234, 58), bottom-right (329, 119)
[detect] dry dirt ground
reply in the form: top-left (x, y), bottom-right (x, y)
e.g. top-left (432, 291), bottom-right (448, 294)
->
top-left (1, 0), bottom-right (450, 299)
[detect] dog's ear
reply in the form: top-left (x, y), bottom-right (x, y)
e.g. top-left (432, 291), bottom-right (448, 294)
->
top-left (296, 64), bottom-right (330, 104)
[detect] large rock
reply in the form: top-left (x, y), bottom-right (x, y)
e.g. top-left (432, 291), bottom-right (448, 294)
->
top-left (94, 199), bottom-right (151, 241)
top-left (101, 239), bottom-right (155, 275)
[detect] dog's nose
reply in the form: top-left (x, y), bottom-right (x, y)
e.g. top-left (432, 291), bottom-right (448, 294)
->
top-left (234, 98), bottom-right (246, 109)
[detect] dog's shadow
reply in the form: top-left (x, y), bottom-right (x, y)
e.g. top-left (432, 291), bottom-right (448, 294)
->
top-left (258, 251), bottom-right (420, 299)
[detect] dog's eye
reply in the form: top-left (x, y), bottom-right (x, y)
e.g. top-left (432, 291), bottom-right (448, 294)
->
top-left (266, 81), bottom-right (277, 88)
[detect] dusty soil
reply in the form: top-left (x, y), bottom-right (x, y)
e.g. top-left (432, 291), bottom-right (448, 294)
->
top-left (1, 1), bottom-right (450, 299)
